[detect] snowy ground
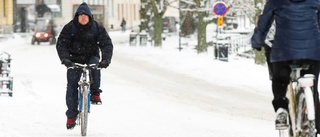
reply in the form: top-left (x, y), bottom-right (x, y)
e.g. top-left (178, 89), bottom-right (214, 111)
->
top-left (0, 30), bottom-right (280, 137)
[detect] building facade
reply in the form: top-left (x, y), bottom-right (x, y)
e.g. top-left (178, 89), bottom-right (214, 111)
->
top-left (11, 0), bottom-right (141, 32)
top-left (0, 0), bottom-right (14, 34)
top-left (59, 0), bottom-right (141, 31)
top-left (3, 0), bottom-right (179, 33)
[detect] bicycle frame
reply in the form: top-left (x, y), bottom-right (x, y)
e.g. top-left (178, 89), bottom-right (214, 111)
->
top-left (0, 52), bottom-right (13, 97)
top-left (69, 63), bottom-right (98, 136)
top-left (78, 66), bottom-right (91, 114)
top-left (78, 67), bottom-right (90, 136)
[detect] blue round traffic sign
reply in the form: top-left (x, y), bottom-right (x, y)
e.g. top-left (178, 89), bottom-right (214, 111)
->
top-left (213, 2), bottom-right (228, 16)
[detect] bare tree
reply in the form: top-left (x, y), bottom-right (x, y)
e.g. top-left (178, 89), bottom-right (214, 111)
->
top-left (140, 0), bottom-right (260, 55)
top-left (179, 0), bottom-right (215, 53)
top-left (180, 0), bottom-right (197, 36)
top-left (140, 0), bottom-right (152, 32)
top-left (150, 0), bottom-right (167, 47)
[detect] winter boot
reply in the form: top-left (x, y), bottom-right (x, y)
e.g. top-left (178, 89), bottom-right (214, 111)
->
top-left (66, 117), bottom-right (76, 130)
top-left (275, 108), bottom-right (289, 130)
top-left (90, 92), bottom-right (102, 105)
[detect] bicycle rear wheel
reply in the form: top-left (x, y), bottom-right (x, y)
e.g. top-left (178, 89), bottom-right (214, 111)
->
top-left (295, 89), bottom-right (316, 137)
top-left (80, 86), bottom-right (89, 136)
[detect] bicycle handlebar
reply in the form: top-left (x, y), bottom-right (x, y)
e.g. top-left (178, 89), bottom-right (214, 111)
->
top-left (67, 63), bottom-right (101, 70)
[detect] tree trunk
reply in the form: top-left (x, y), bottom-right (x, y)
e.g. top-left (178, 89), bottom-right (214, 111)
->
top-left (139, 0), bottom-right (150, 32)
top-left (153, 15), bottom-right (163, 47)
top-left (197, 12), bottom-right (207, 53)
top-left (253, 0), bottom-right (266, 65)
top-left (150, 0), bottom-right (166, 47)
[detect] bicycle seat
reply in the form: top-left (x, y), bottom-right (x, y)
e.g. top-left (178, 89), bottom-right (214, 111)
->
top-left (289, 60), bottom-right (312, 81)
top-left (289, 60), bottom-right (311, 69)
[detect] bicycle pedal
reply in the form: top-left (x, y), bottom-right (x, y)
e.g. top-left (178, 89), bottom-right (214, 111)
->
top-left (91, 101), bottom-right (102, 105)
top-left (67, 126), bottom-right (75, 130)
top-left (276, 124), bottom-right (289, 130)
top-left (66, 124), bottom-right (76, 130)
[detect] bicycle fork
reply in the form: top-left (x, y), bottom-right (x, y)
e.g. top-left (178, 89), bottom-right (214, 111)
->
top-left (298, 74), bottom-right (315, 121)
top-left (296, 74), bottom-right (316, 136)
top-left (78, 91), bottom-right (91, 113)
top-left (77, 86), bottom-right (91, 125)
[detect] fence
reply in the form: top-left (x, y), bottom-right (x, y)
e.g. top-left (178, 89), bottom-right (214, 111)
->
top-left (213, 33), bottom-right (253, 58)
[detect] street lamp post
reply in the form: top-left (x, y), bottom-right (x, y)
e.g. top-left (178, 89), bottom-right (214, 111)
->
top-left (178, 0), bottom-right (182, 51)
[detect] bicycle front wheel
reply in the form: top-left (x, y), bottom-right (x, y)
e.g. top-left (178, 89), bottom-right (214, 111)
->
top-left (295, 89), bottom-right (316, 137)
top-left (80, 86), bottom-right (89, 136)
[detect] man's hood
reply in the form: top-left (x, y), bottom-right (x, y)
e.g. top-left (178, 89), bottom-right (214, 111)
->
top-left (73, 2), bottom-right (93, 22)
top-left (290, 0), bottom-right (306, 3)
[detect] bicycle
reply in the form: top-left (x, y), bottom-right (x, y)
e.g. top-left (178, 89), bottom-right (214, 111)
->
top-left (278, 60), bottom-right (317, 137)
top-left (0, 51), bottom-right (13, 97)
top-left (69, 63), bottom-right (100, 136)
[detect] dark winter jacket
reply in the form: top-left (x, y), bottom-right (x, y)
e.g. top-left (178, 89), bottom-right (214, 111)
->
top-left (120, 19), bottom-right (126, 27)
top-left (251, 0), bottom-right (320, 62)
top-left (56, 2), bottom-right (113, 64)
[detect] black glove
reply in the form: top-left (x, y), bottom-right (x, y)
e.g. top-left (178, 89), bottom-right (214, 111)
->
top-left (99, 60), bottom-right (110, 68)
top-left (253, 47), bottom-right (261, 51)
top-left (61, 59), bottom-right (74, 67)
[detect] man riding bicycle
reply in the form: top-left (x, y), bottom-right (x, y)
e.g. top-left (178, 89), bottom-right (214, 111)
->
top-left (56, 2), bottom-right (113, 129)
top-left (251, 0), bottom-right (320, 134)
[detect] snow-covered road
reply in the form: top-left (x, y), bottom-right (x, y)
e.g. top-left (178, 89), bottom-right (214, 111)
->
top-left (0, 33), bottom-right (278, 137)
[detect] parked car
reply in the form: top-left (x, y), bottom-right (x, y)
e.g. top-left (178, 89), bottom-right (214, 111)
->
top-left (31, 18), bottom-right (56, 45)
top-left (162, 16), bottom-right (177, 33)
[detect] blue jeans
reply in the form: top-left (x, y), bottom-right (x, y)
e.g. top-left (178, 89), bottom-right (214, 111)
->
top-left (65, 56), bottom-right (101, 118)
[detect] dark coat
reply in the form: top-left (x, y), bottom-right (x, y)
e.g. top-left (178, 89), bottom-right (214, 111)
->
top-left (56, 2), bottom-right (113, 64)
top-left (251, 0), bottom-right (320, 62)
top-left (120, 19), bottom-right (126, 27)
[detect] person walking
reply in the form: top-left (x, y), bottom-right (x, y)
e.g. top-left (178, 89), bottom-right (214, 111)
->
top-left (120, 18), bottom-right (126, 32)
top-left (56, 2), bottom-right (113, 130)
